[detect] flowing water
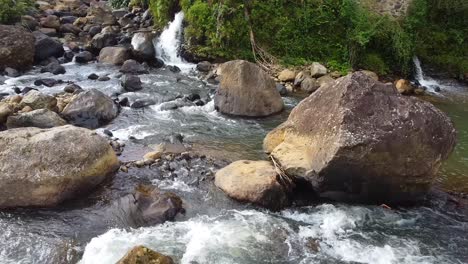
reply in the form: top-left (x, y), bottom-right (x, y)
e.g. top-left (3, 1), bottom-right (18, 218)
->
top-left (0, 14), bottom-right (467, 264)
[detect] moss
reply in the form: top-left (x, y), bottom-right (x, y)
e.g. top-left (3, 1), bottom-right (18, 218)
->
top-left (0, 0), bottom-right (34, 24)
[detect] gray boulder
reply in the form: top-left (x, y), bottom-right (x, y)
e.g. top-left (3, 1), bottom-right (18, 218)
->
top-left (0, 125), bottom-right (120, 208)
top-left (121, 74), bottom-right (143, 92)
top-left (264, 72), bottom-right (457, 203)
top-left (214, 60), bottom-right (284, 117)
top-left (99, 46), bottom-right (131, 65)
top-left (0, 25), bottom-right (35, 70)
top-left (61, 89), bottom-right (119, 129)
top-left (6, 109), bottom-right (67, 129)
top-left (33, 31), bottom-right (65, 62)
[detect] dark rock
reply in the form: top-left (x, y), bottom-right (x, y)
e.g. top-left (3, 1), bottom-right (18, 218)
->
top-left (88, 73), bottom-right (99, 80)
top-left (33, 31), bottom-right (65, 62)
top-left (103, 129), bottom-right (113, 137)
top-left (63, 51), bottom-right (75, 62)
top-left (41, 61), bottom-right (66, 75)
top-left (276, 83), bottom-right (288, 96)
top-left (74, 51), bottom-right (94, 63)
top-left (34, 78), bottom-right (58, 87)
top-left (130, 99), bottom-right (156, 109)
top-left (0, 25), bottom-right (35, 71)
top-left (121, 74), bottom-right (142, 92)
top-left (196, 61), bottom-right (212, 72)
top-left (91, 33), bottom-right (118, 50)
top-left (60, 16), bottom-right (77, 24)
top-left (61, 89), bottom-right (119, 129)
top-left (4, 67), bottom-right (20, 77)
top-left (120, 59), bottom-right (148, 74)
top-left (194, 99), bottom-right (205, 106)
top-left (6, 109), bottom-right (67, 129)
top-left (88, 26), bottom-right (102, 37)
top-left (64, 83), bottom-right (82, 93)
top-left (60, 24), bottom-right (81, 35)
top-left (13, 87), bottom-right (21, 94)
top-left (186, 93), bottom-right (201, 102)
top-left (98, 76), bottom-right (111, 81)
top-left (21, 87), bottom-right (37, 94)
top-left (119, 97), bottom-right (129, 107)
top-left (167, 65), bottom-right (181, 73)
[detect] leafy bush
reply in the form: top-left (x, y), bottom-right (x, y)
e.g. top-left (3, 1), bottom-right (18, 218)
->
top-left (0, 0), bottom-right (34, 24)
top-left (149, 0), bottom-right (180, 29)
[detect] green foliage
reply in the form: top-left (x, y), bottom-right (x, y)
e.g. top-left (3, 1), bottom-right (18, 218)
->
top-left (360, 53), bottom-right (390, 75)
top-left (109, 0), bottom-right (130, 8)
top-left (149, 0), bottom-right (180, 29)
top-left (0, 0), bottom-right (33, 24)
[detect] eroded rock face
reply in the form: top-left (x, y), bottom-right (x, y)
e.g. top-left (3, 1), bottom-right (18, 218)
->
top-left (0, 125), bottom-right (120, 208)
top-left (264, 72), bottom-right (456, 203)
top-left (215, 160), bottom-right (289, 210)
top-left (0, 25), bottom-right (35, 71)
top-left (214, 60), bottom-right (284, 117)
top-left (61, 89), bottom-right (118, 129)
top-left (117, 246), bottom-right (174, 264)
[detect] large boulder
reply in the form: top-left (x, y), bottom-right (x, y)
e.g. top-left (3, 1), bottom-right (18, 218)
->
top-left (131, 31), bottom-right (156, 61)
top-left (0, 25), bottom-right (35, 71)
top-left (99, 46), bottom-right (131, 65)
top-left (278, 69), bottom-right (296, 82)
top-left (121, 74), bottom-right (143, 92)
top-left (0, 102), bottom-right (13, 124)
top-left (215, 160), bottom-right (289, 210)
top-left (117, 246), bottom-right (174, 264)
top-left (33, 31), bottom-right (65, 62)
top-left (214, 60), bottom-right (284, 117)
top-left (6, 109), bottom-right (67, 129)
top-left (120, 60), bottom-right (148, 74)
top-left (264, 72), bottom-right (456, 203)
top-left (0, 125), bottom-right (119, 208)
top-left (20, 90), bottom-right (57, 110)
top-left (310, 62), bottom-right (327, 77)
top-left (91, 33), bottom-right (118, 50)
top-left (61, 89), bottom-right (119, 129)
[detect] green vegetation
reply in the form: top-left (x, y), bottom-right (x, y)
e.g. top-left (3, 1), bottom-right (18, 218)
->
top-left (0, 0), bottom-right (33, 24)
top-left (149, 0), bottom-right (467, 76)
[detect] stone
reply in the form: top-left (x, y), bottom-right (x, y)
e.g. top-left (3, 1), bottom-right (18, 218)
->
top-left (214, 60), bottom-right (284, 117)
top-left (294, 71), bottom-right (307, 86)
top-left (395, 79), bottom-right (414, 95)
top-left (34, 78), bottom-right (59, 87)
top-left (6, 109), bottom-right (67, 129)
top-left (98, 76), bottom-right (110, 82)
top-left (64, 83), bottom-right (82, 93)
top-left (0, 25), bottom-right (35, 71)
top-left (0, 125), bottom-right (119, 208)
top-left (120, 59), bottom-right (148, 74)
top-left (300, 77), bottom-right (319, 93)
top-left (60, 23), bottom-right (81, 35)
top-left (38, 27), bottom-right (57, 37)
top-left (264, 72), bottom-right (457, 203)
top-left (115, 185), bottom-right (184, 227)
top-left (40, 15), bottom-right (60, 29)
top-left (0, 103), bottom-right (13, 124)
top-left (74, 51), bottom-right (94, 64)
top-left (33, 31), bottom-right (65, 62)
top-left (116, 246), bottom-right (174, 264)
top-left (215, 160), bottom-right (289, 210)
top-left (62, 89), bottom-right (119, 129)
top-left (360, 70), bottom-right (379, 81)
top-left (131, 31), bottom-right (156, 61)
top-left (60, 16), bottom-right (77, 24)
top-left (310, 62), bottom-right (327, 77)
top-left (276, 84), bottom-right (288, 96)
top-left (121, 74), bottom-right (143, 92)
top-left (88, 25), bottom-right (102, 37)
top-left (41, 61), bottom-right (66, 75)
top-left (88, 73), bottom-right (99, 80)
top-left (4, 67), bottom-right (20, 77)
top-left (20, 90), bottom-right (57, 110)
top-left (130, 99), bottom-right (156, 109)
top-left (317, 75), bottom-right (335, 88)
top-left (167, 65), bottom-right (180, 73)
top-left (21, 15), bottom-right (39, 30)
top-left (196, 61), bottom-right (212, 72)
top-left (278, 69), bottom-right (296, 82)
top-left (99, 46), bottom-right (131, 65)
top-left (90, 33), bottom-right (118, 50)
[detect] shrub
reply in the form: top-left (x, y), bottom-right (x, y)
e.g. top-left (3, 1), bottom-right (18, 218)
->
top-left (0, 0), bottom-right (34, 24)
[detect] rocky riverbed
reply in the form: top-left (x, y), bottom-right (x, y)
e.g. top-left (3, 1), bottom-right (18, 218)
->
top-left (0, 1), bottom-right (467, 263)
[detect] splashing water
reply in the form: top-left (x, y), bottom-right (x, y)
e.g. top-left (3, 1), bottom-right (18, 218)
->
top-left (156, 12), bottom-right (186, 64)
top-left (413, 57), bottom-right (442, 93)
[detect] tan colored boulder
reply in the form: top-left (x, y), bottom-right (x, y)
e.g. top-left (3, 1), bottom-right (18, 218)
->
top-left (214, 60), bottom-right (284, 117)
top-left (0, 125), bottom-right (120, 208)
top-left (117, 246), bottom-right (174, 264)
top-left (300, 77), bottom-right (319, 93)
top-left (99, 47), bottom-right (131, 65)
top-left (317, 75), bottom-right (335, 88)
top-left (40, 15), bottom-right (61, 30)
top-left (215, 160), bottom-right (289, 210)
top-left (0, 103), bottom-right (13, 124)
top-left (278, 69), bottom-right (296, 82)
top-left (264, 72), bottom-right (456, 203)
top-left (310, 62), bottom-right (327, 77)
top-left (20, 90), bottom-right (57, 110)
top-left (395, 79), bottom-right (414, 94)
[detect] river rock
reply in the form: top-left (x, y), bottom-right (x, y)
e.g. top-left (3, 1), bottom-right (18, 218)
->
top-left (120, 60), bottom-right (148, 74)
top-left (360, 70), bottom-right (379, 81)
top-left (310, 62), bottom-right (327, 77)
top-left (131, 31), bottom-right (155, 61)
top-left (21, 15), bottom-right (39, 30)
top-left (214, 60), bottom-right (283, 117)
top-left (60, 23), bottom-right (81, 35)
top-left (75, 51), bottom-right (94, 63)
top-left (0, 103), bottom-right (13, 124)
top-left (0, 125), bottom-right (119, 208)
top-left (33, 31), bottom-right (65, 62)
top-left (99, 46), bottom-right (131, 65)
top-left (6, 109), bottom-right (67, 129)
top-left (40, 15), bottom-right (60, 29)
top-left (20, 90), bottom-right (57, 110)
top-left (294, 71), bottom-right (307, 86)
top-left (395, 79), bottom-right (414, 95)
top-left (215, 160), bottom-right (289, 210)
top-left (264, 72), bottom-right (456, 203)
top-left (41, 61), bottom-right (66, 75)
top-left (91, 33), bottom-right (118, 50)
top-left (115, 185), bottom-right (184, 227)
top-left (117, 246), bottom-right (174, 264)
top-left (0, 25), bottom-right (35, 71)
top-left (278, 69), bottom-right (296, 82)
top-left (196, 61), bottom-right (212, 72)
top-left (317, 74), bottom-right (335, 88)
top-left (300, 77), bottom-right (319, 93)
top-left (4, 67), bottom-right (20, 77)
top-left (61, 89), bottom-right (119, 129)
top-left (121, 74), bottom-right (142, 92)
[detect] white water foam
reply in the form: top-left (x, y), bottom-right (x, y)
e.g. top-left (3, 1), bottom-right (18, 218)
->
top-left (79, 205), bottom-right (451, 264)
top-left (155, 12), bottom-right (195, 73)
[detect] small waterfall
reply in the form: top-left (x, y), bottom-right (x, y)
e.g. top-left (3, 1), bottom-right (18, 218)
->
top-left (155, 12), bottom-right (186, 65)
top-left (413, 56), bottom-right (441, 92)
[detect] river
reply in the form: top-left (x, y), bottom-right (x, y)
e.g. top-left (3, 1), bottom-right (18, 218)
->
top-left (0, 12), bottom-right (467, 264)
